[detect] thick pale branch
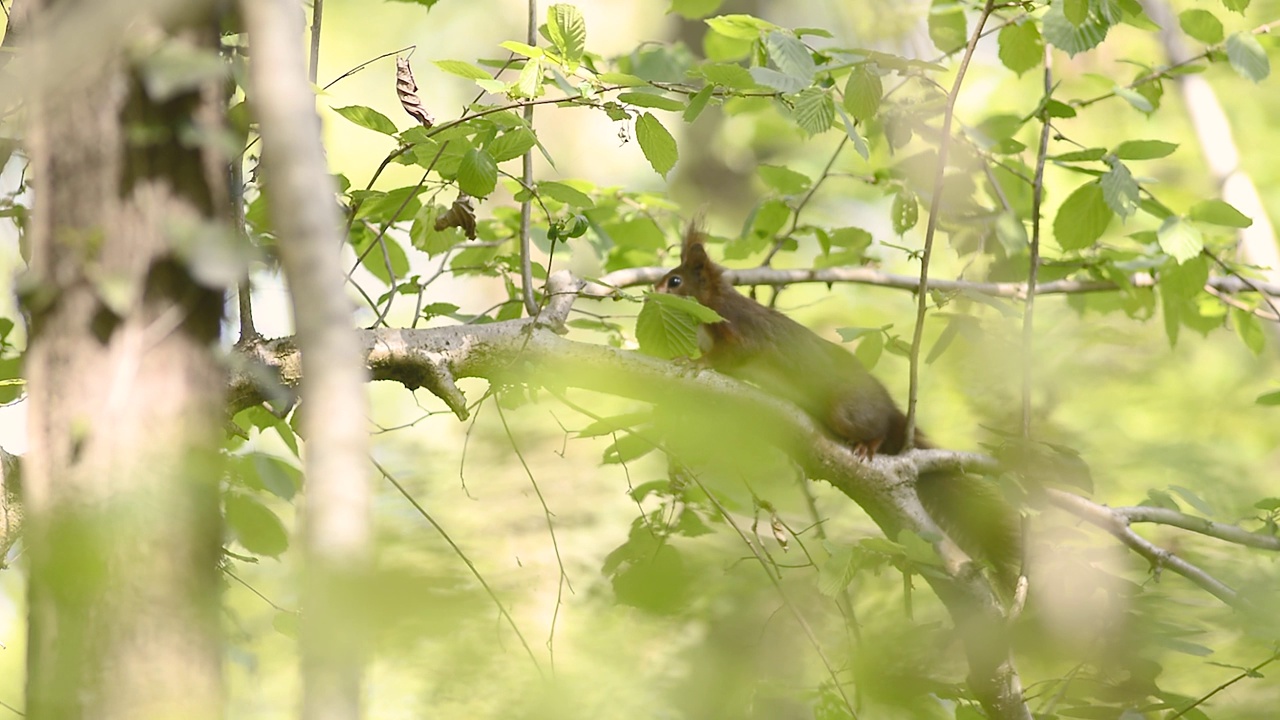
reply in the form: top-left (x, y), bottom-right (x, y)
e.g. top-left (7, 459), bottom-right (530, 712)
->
top-left (584, 266), bottom-right (1280, 300)
top-left (1045, 489), bottom-right (1244, 608)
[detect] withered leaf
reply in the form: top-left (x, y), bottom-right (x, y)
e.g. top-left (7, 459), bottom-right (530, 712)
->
top-left (434, 192), bottom-right (477, 239)
top-left (396, 56), bottom-right (435, 128)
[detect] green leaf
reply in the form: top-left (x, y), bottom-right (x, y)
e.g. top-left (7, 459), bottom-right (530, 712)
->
top-left (457, 148), bottom-right (498, 197)
top-left (852, 330), bottom-right (884, 370)
top-left (618, 91), bottom-right (687, 111)
top-left (1189, 199), bottom-right (1252, 228)
top-left (636, 112), bottom-right (678, 178)
top-left (1064, 0), bottom-right (1088, 25)
top-left (683, 85), bottom-right (714, 122)
top-left (1113, 139), bottom-right (1177, 159)
top-left (998, 20), bottom-right (1044, 75)
top-left (705, 13), bottom-right (777, 40)
top-left (636, 292), bottom-right (724, 359)
top-left (1114, 86), bottom-right (1154, 113)
top-left (1221, 0), bottom-right (1250, 14)
top-left (750, 67), bottom-right (808, 93)
top-left (791, 87), bottom-right (835, 136)
top-left (1159, 254), bottom-right (1209, 300)
top-left (433, 59), bottom-right (492, 81)
top-left (892, 188), bottom-right (919, 234)
top-left (757, 165), bottom-right (811, 195)
top-left (1100, 158), bottom-right (1139, 218)
top-left (515, 58), bottom-right (544, 98)
top-left (699, 62), bottom-right (756, 89)
top-left (486, 128), bottom-right (537, 162)
top-left (1054, 182), bottom-right (1113, 250)
top-left (1043, 0), bottom-right (1114, 56)
top-left (1157, 216), bottom-right (1204, 264)
top-left (1226, 33), bottom-right (1270, 82)
top-left (670, 0), bottom-right (723, 20)
top-left (842, 65), bottom-right (882, 122)
top-left (546, 4), bottom-right (586, 68)
top-left (225, 493), bottom-right (289, 557)
top-left (928, 0), bottom-right (968, 54)
top-left (765, 31), bottom-right (815, 82)
top-left (1234, 308), bottom-right (1265, 355)
top-left (605, 217), bottom-right (665, 250)
top-left (333, 105), bottom-right (398, 135)
top-left (1179, 9), bottom-right (1224, 44)
top-left (1257, 391), bottom-right (1280, 406)
top-left (499, 40), bottom-right (543, 58)
top-left (1052, 147), bottom-right (1107, 162)
top-left (538, 180), bottom-right (595, 208)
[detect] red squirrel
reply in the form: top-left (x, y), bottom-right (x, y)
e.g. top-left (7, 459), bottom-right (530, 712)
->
top-left (656, 226), bottom-right (1021, 589)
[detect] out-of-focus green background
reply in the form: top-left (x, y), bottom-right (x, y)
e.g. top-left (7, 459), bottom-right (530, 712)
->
top-left (3, 0), bottom-right (1280, 717)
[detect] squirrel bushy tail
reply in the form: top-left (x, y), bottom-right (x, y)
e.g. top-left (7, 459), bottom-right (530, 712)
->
top-left (916, 468), bottom-right (1022, 594)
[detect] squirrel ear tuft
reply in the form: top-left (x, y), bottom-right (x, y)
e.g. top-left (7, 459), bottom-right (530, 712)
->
top-left (682, 223), bottom-right (707, 259)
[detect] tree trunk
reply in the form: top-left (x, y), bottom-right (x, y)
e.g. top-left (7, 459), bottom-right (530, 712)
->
top-left (22, 1), bottom-right (227, 718)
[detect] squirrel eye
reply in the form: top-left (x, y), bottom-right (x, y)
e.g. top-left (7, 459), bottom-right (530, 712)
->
top-left (668, 276), bottom-right (682, 288)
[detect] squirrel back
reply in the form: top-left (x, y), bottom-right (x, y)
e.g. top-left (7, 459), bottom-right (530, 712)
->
top-left (657, 226), bottom-right (1021, 589)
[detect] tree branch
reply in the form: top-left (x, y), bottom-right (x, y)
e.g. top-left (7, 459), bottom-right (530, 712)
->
top-left (1116, 505), bottom-right (1280, 551)
top-left (1044, 489), bottom-right (1245, 608)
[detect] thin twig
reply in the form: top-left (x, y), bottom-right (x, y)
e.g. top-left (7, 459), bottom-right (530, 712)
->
top-left (1117, 506), bottom-right (1280, 551)
top-left (494, 400), bottom-right (571, 672)
top-left (1022, 47), bottom-right (1053, 436)
top-left (760, 134), bottom-right (849, 266)
top-left (374, 457), bottom-right (545, 677)
top-left (904, 0), bottom-right (998, 449)
top-left (518, 0), bottom-right (538, 317)
top-left (307, 0), bottom-right (322, 85)
top-left (1169, 651), bottom-right (1280, 719)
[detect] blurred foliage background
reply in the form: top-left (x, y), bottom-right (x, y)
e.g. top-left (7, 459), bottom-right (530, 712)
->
top-left (3, 0), bottom-right (1280, 718)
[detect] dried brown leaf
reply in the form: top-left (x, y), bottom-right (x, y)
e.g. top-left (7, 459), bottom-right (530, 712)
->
top-left (434, 192), bottom-right (477, 239)
top-left (396, 56), bottom-right (435, 128)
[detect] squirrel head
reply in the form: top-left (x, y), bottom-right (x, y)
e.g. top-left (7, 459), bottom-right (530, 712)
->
top-left (656, 225), bottom-right (723, 300)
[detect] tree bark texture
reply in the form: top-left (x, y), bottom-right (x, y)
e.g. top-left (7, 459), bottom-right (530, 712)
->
top-left (22, 1), bottom-right (226, 719)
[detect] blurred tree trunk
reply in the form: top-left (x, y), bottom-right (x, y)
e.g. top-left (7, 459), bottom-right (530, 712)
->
top-left (21, 1), bottom-right (227, 718)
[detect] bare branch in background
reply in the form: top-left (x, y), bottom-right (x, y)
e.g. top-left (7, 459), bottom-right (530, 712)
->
top-left (240, 2), bottom-right (370, 720)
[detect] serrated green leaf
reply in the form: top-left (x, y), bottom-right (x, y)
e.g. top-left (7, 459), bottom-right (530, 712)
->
top-left (791, 87), bottom-right (835, 136)
top-left (928, 0), bottom-right (967, 54)
top-left (499, 40), bottom-right (543, 58)
top-left (433, 59), bottom-right (492, 81)
top-left (457, 148), bottom-right (498, 197)
top-left (618, 91), bottom-right (686, 111)
top-left (705, 13), bottom-right (777, 40)
top-left (546, 4), bottom-right (586, 68)
top-left (670, 0), bottom-right (723, 20)
top-left (1052, 147), bottom-right (1107, 162)
top-left (1054, 181), bottom-right (1113, 250)
top-left (486, 128), bottom-right (537, 162)
top-left (1179, 9), bottom-right (1224, 44)
top-left (1189, 199), bottom-right (1252, 228)
top-left (700, 62), bottom-right (756, 89)
top-left (1221, 0), bottom-right (1250, 14)
top-left (765, 31), bottom-right (815, 81)
top-left (1064, 0), bottom-right (1088, 24)
top-left (842, 65), bottom-right (882, 122)
top-left (1226, 33), bottom-right (1270, 82)
top-left (538, 180), bottom-right (595, 208)
top-left (1113, 139), bottom-right (1177, 159)
top-left (998, 20), bottom-right (1044, 75)
top-left (892, 188), bottom-right (919, 234)
top-left (1101, 158), bottom-right (1139, 218)
top-left (636, 292), bottom-right (722, 359)
top-left (749, 67), bottom-right (807, 93)
top-left (225, 493), bottom-right (289, 557)
top-left (515, 57), bottom-right (544, 98)
top-left (757, 165), bottom-right (811, 195)
top-left (1114, 86), bottom-right (1154, 113)
top-left (1044, 0), bottom-right (1113, 56)
top-left (636, 112), bottom-right (678, 178)
top-left (683, 85), bottom-right (714, 122)
top-left (1157, 216), bottom-right (1204, 264)
top-left (333, 105), bottom-right (398, 135)
top-left (1234, 308), bottom-right (1265, 355)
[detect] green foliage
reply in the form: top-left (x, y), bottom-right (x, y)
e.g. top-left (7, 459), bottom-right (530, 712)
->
top-left (636, 292), bottom-right (723, 359)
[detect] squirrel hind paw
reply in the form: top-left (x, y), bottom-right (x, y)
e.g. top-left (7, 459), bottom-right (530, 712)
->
top-left (852, 437), bottom-right (883, 461)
